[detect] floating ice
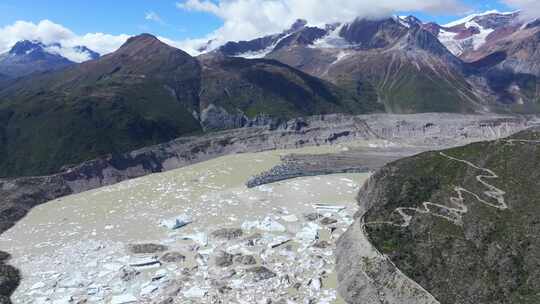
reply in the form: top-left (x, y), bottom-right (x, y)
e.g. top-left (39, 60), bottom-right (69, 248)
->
top-left (268, 236), bottom-right (292, 248)
top-left (313, 203), bottom-right (346, 213)
top-left (110, 294), bottom-right (137, 304)
top-left (30, 282), bottom-right (46, 290)
top-left (140, 282), bottom-right (159, 296)
top-left (280, 214), bottom-right (298, 222)
top-left (296, 222), bottom-right (320, 243)
top-left (309, 277), bottom-right (322, 291)
top-left (179, 232), bottom-right (208, 246)
top-left (183, 286), bottom-right (206, 298)
top-left (160, 214), bottom-right (192, 230)
top-left (129, 257), bottom-right (160, 267)
top-left (241, 217), bottom-right (286, 232)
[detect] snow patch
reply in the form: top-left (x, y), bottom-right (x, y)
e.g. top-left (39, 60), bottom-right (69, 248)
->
top-left (310, 24), bottom-right (351, 49)
top-left (234, 34), bottom-right (291, 59)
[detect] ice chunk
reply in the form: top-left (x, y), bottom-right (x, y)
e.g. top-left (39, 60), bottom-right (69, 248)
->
top-left (110, 294), bottom-right (137, 304)
top-left (268, 236), bottom-right (292, 248)
top-left (129, 257), bottom-right (161, 267)
top-left (34, 297), bottom-right (49, 304)
top-left (296, 223), bottom-right (320, 243)
top-left (280, 214), bottom-right (298, 222)
top-left (313, 203), bottom-right (346, 213)
top-left (152, 269), bottom-right (167, 281)
top-left (309, 277), bottom-right (323, 291)
top-left (103, 263), bottom-right (123, 271)
top-left (30, 282), bottom-right (46, 290)
top-left (183, 286), bottom-right (207, 298)
top-left (160, 214), bottom-right (192, 230)
top-left (140, 283), bottom-right (159, 296)
top-left (51, 296), bottom-right (72, 304)
top-left (179, 232), bottom-right (208, 246)
top-left (241, 217), bottom-right (286, 232)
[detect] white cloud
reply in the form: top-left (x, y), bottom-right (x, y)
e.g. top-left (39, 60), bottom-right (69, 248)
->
top-left (503, 0), bottom-right (540, 20)
top-left (145, 11), bottom-right (165, 24)
top-left (176, 0), bottom-right (468, 53)
top-left (0, 19), bottom-right (130, 61)
top-left (45, 45), bottom-right (93, 62)
top-left (158, 35), bottom-right (209, 55)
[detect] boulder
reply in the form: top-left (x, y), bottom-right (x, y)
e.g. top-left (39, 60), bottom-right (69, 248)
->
top-left (234, 255), bottom-right (257, 265)
top-left (313, 240), bottom-right (332, 249)
top-left (246, 266), bottom-right (276, 281)
top-left (320, 217), bottom-right (338, 225)
top-left (214, 251), bottom-right (234, 268)
top-left (127, 243), bottom-right (168, 254)
top-left (160, 252), bottom-right (186, 263)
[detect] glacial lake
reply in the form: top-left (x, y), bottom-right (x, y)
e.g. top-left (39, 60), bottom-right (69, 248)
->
top-left (0, 141), bottom-right (390, 304)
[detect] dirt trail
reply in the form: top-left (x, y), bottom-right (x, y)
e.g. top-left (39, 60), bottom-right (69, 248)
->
top-left (367, 139), bottom-right (540, 228)
top-left (347, 139), bottom-right (540, 303)
top-left (367, 151), bottom-right (508, 227)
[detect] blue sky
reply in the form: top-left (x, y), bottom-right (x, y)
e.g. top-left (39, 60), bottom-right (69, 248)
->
top-left (0, 1), bottom-right (222, 40)
top-left (0, 0), bottom-right (515, 41)
top-left (413, 0), bottom-right (512, 24)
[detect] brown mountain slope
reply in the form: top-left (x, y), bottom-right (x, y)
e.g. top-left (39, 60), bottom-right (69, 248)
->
top-left (0, 34), bottom-right (380, 177)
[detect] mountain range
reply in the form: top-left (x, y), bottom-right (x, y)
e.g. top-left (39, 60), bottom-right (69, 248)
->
top-left (0, 10), bottom-right (539, 178)
top-left (0, 34), bottom-right (377, 177)
top-left (0, 40), bottom-right (100, 79)
top-left (215, 10), bottom-right (540, 113)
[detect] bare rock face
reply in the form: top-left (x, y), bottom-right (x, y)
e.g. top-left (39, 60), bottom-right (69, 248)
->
top-left (200, 104), bottom-right (248, 131)
top-left (216, 19), bottom-right (309, 57)
top-left (338, 18), bottom-right (408, 49)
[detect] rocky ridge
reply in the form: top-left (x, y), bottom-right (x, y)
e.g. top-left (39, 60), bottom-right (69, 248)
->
top-left (212, 12), bottom-right (540, 113)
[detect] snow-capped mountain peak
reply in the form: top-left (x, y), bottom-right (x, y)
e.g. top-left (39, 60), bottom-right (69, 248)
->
top-left (0, 40), bottom-right (100, 78)
top-left (443, 10), bottom-right (517, 28)
top-left (6, 40), bottom-right (99, 63)
top-left (435, 10), bottom-right (522, 57)
top-left (8, 40), bottom-right (47, 56)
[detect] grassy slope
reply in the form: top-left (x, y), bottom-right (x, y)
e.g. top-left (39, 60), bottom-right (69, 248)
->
top-left (200, 57), bottom-right (382, 119)
top-left (365, 128), bottom-right (540, 303)
top-left (330, 53), bottom-right (479, 114)
top-left (0, 36), bottom-right (204, 177)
